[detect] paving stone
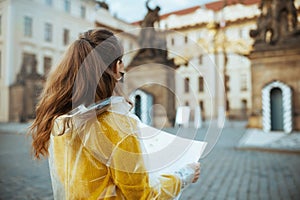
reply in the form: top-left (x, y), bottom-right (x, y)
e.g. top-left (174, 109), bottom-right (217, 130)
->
top-left (1, 124), bottom-right (300, 199)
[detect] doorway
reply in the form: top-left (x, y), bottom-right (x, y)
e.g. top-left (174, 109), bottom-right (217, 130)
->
top-left (241, 99), bottom-right (248, 119)
top-left (130, 90), bottom-right (153, 125)
top-left (135, 95), bottom-right (142, 119)
top-left (262, 81), bottom-right (292, 133)
top-left (270, 88), bottom-right (284, 131)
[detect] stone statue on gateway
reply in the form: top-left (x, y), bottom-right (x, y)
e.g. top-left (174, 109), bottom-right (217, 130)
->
top-left (141, 0), bottom-right (161, 28)
top-left (138, 0), bottom-right (162, 57)
top-left (250, 0), bottom-right (298, 45)
top-left (129, 0), bottom-right (173, 66)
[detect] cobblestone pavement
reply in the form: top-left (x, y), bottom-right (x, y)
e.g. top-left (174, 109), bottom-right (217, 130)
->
top-left (0, 124), bottom-right (300, 200)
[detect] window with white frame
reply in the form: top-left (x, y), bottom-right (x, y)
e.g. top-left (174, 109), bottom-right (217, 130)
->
top-left (45, 0), bottom-right (52, 6)
top-left (184, 77), bottom-right (190, 93)
top-left (80, 5), bottom-right (86, 19)
top-left (23, 53), bottom-right (36, 74)
top-left (184, 35), bottom-right (188, 43)
top-left (226, 100), bottom-right (230, 111)
top-left (44, 56), bottom-right (52, 75)
top-left (240, 74), bottom-right (247, 91)
top-left (198, 76), bottom-right (204, 92)
top-left (171, 37), bottom-right (175, 46)
top-left (241, 99), bottom-right (247, 111)
top-left (199, 100), bottom-right (204, 115)
top-left (64, 0), bottom-right (71, 13)
top-left (24, 16), bottom-right (33, 37)
top-left (198, 55), bottom-right (203, 65)
top-left (225, 75), bottom-right (230, 92)
top-left (63, 28), bottom-right (69, 45)
top-left (45, 23), bottom-right (52, 42)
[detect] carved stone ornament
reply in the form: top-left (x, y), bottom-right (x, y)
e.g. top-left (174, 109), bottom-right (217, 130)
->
top-left (250, 0), bottom-right (298, 46)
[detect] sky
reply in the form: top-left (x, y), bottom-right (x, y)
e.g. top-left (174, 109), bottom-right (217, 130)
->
top-left (105, 0), bottom-right (218, 23)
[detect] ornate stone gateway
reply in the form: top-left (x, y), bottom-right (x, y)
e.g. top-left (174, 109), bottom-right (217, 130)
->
top-left (125, 0), bottom-right (177, 127)
top-left (248, 0), bottom-right (300, 132)
top-left (9, 53), bottom-right (44, 122)
top-left (129, 89), bottom-right (153, 125)
top-left (250, 0), bottom-right (298, 46)
top-left (125, 64), bottom-right (176, 128)
top-left (262, 81), bottom-right (292, 133)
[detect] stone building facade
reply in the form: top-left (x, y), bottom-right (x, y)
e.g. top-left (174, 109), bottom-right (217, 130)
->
top-left (154, 0), bottom-right (300, 122)
top-left (248, 0), bottom-right (300, 132)
top-left (0, 0), bottom-right (138, 122)
top-left (153, 0), bottom-right (262, 120)
top-left (0, 0), bottom-right (96, 122)
top-left (10, 55), bottom-right (44, 121)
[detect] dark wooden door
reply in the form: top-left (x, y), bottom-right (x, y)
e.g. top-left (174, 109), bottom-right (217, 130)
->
top-left (270, 88), bottom-right (284, 131)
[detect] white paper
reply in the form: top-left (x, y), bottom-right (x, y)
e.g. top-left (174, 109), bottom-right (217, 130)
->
top-left (138, 123), bottom-right (207, 175)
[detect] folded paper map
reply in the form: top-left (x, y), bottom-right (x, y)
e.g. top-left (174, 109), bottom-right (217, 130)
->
top-left (138, 123), bottom-right (207, 175)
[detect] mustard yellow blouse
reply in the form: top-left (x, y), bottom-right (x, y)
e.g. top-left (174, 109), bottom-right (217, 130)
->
top-left (49, 111), bottom-right (182, 199)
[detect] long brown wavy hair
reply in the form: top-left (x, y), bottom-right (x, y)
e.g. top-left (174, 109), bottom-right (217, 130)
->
top-left (30, 29), bottom-right (124, 159)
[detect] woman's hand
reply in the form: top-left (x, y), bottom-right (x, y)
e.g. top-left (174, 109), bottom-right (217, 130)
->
top-left (188, 162), bottom-right (201, 183)
top-left (175, 162), bottom-right (201, 189)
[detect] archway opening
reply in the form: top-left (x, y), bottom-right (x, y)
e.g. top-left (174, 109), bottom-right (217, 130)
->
top-left (270, 88), bottom-right (284, 131)
top-left (241, 99), bottom-right (247, 119)
top-left (135, 95), bottom-right (142, 120)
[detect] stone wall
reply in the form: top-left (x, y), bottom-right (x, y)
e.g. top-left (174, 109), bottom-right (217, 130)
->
top-left (249, 47), bottom-right (300, 131)
top-left (125, 63), bottom-right (176, 127)
top-left (9, 78), bottom-right (44, 122)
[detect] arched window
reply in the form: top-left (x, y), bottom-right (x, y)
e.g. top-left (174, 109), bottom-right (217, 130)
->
top-left (262, 81), bottom-right (292, 133)
top-left (198, 76), bottom-right (204, 92)
top-left (270, 88), bottom-right (283, 131)
top-left (198, 55), bottom-right (203, 65)
top-left (171, 38), bottom-right (175, 46)
top-left (135, 95), bottom-right (142, 119)
top-left (184, 78), bottom-right (190, 93)
top-left (184, 35), bottom-right (188, 43)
